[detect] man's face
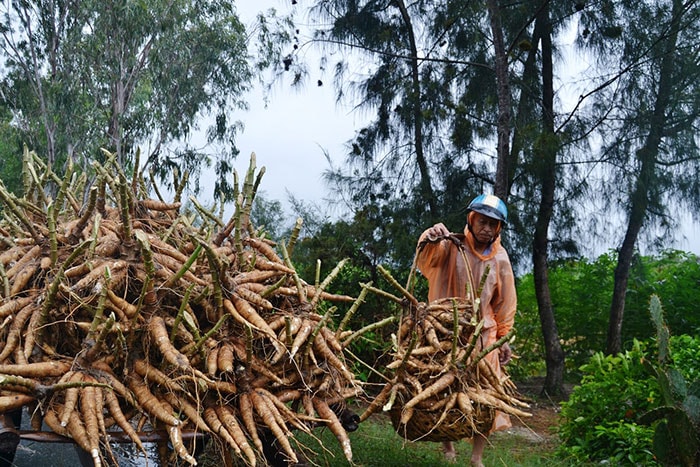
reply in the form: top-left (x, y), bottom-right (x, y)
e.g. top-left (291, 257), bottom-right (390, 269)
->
top-left (470, 212), bottom-right (501, 245)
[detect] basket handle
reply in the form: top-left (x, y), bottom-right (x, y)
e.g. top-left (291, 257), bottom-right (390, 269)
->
top-left (409, 233), bottom-right (477, 303)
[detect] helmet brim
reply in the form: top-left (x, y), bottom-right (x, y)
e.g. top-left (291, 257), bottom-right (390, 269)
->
top-left (468, 205), bottom-right (507, 224)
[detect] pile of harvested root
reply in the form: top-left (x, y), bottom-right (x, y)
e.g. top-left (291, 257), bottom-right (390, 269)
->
top-left (359, 262), bottom-right (531, 442)
top-left (0, 150), bottom-right (365, 466)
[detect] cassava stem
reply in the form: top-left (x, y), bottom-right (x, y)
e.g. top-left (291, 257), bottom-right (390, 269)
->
top-left (470, 328), bottom-right (514, 368)
top-left (309, 258), bottom-right (348, 311)
top-left (336, 282), bottom-right (371, 337)
top-left (378, 265), bottom-right (419, 307)
top-left (341, 315), bottom-right (397, 348)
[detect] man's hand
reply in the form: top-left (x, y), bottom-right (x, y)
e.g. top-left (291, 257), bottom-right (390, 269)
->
top-left (499, 342), bottom-right (512, 366)
top-left (425, 223), bottom-right (450, 240)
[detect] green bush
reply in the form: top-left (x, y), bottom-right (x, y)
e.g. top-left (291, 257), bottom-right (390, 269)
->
top-left (624, 251), bottom-right (700, 341)
top-left (670, 334), bottom-right (700, 382)
top-left (514, 254), bottom-right (616, 378)
top-left (556, 328), bottom-right (700, 465)
top-left (556, 340), bottom-right (658, 464)
top-left (513, 250), bottom-right (700, 379)
top-left (589, 421), bottom-right (656, 465)
top-left (507, 276), bottom-right (547, 380)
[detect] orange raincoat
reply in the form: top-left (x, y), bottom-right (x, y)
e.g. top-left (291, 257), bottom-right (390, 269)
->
top-left (416, 226), bottom-right (517, 434)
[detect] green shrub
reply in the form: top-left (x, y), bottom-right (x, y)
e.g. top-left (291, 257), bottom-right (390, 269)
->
top-left (670, 334), bottom-right (700, 382)
top-left (556, 340), bottom-right (658, 464)
top-left (624, 251), bottom-right (700, 341)
top-left (514, 250), bottom-right (700, 380)
top-left (555, 320), bottom-right (700, 465)
top-left (508, 298), bottom-right (547, 380)
top-left (514, 253), bottom-right (616, 378)
top-left (590, 421), bottom-right (655, 465)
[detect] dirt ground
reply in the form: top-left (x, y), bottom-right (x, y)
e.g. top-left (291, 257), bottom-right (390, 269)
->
top-left (504, 378), bottom-right (570, 443)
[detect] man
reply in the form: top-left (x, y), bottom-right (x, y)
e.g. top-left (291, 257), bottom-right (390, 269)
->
top-left (416, 194), bottom-right (517, 467)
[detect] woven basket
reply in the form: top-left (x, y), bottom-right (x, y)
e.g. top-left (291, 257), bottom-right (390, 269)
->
top-left (387, 239), bottom-right (491, 442)
top-left (390, 402), bottom-right (494, 442)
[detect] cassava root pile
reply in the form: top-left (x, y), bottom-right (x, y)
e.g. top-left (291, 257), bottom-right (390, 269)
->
top-left (359, 257), bottom-right (531, 442)
top-left (0, 149), bottom-right (365, 466)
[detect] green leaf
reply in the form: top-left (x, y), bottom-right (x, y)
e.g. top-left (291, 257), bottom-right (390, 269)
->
top-left (638, 405), bottom-right (675, 426)
top-left (649, 295), bottom-right (671, 364)
top-left (683, 394), bottom-right (700, 426)
top-left (667, 410), bottom-right (700, 466)
top-left (667, 367), bottom-right (688, 401)
top-left (689, 380), bottom-right (700, 399)
top-left (652, 421), bottom-right (676, 466)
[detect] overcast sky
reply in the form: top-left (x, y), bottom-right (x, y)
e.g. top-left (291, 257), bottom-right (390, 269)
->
top-left (226, 1), bottom-right (359, 213)
top-left (233, 77), bottom-right (357, 208)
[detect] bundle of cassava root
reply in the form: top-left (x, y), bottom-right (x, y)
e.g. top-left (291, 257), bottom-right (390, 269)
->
top-left (359, 253), bottom-right (531, 442)
top-left (0, 149), bottom-right (366, 466)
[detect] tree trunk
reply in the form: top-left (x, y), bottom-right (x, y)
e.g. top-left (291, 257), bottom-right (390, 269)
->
top-left (532, 5), bottom-right (565, 396)
top-left (508, 21), bottom-right (541, 197)
top-left (606, 0), bottom-right (681, 355)
top-left (486, 0), bottom-right (512, 200)
top-left (395, 0), bottom-right (437, 216)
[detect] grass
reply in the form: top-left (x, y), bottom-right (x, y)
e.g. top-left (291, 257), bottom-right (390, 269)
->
top-left (287, 412), bottom-right (573, 467)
